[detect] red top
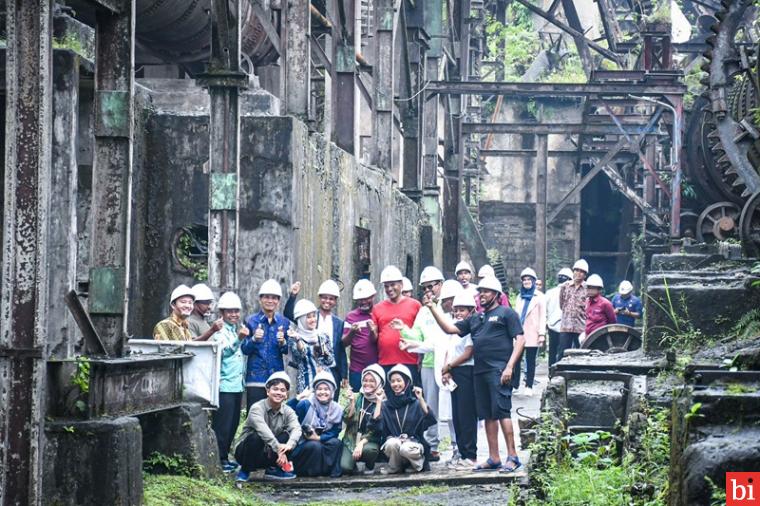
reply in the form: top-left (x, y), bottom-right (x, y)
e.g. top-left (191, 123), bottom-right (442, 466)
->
top-left (585, 295), bottom-right (617, 335)
top-left (371, 297), bottom-right (422, 365)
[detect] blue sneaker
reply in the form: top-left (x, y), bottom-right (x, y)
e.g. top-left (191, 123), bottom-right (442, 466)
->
top-left (264, 466), bottom-right (296, 480)
top-left (222, 461), bottom-right (239, 473)
top-left (235, 470), bottom-right (250, 482)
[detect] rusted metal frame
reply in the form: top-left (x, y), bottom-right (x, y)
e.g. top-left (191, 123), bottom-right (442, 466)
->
top-left (421, 0), bottom-right (442, 192)
top-left (547, 137), bottom-right (631, 224)
top-left (1, 1), bottom-right (53, 504)
top-left (357, 73), bottom-right (373, 108)
top-left (547, 0), bottom-right (563, 16)
top-left (82, 0), bottom-right (123, 14)
top-left (598, 159), bottom-right (665, 227)
top-left (560, 0), bottom-right (594, 76)
top-left (372, 0), bottom-right (396, 170)
top-left (425, 80), bottom-right (686, 97)
top-left (601, 101), bottom-right (671, 198)
top-left (64, 291), bottom-right (109, 357)
top-left (481, 148), bottom-right (636, 157)
top-left (511, 0), bottom-right (622, 65)
top-left (536, 133), bottom-right (548, 282)
top-left (332, 0), bottom-right (357, 154)
top-left (249, 0), bottom-right (282, 55)
top-left (88, 0), bottom-right (135, 357)
top-left (202, 0), bottom-right (244, 292)
top-left (595, 0), bottom-right (621, 53)
top-left (461, 122), bottom-right (661, 135)
top-left (310, 33), bottom-right (333, 75)
top-left (399, 1), bottom-right (422, 192)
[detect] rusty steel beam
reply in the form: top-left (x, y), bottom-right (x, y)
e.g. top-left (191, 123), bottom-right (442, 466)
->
top-left (88, 0), bottom-right (135, 357)
top-left (283, 0), bottom-right (310, 117)
top-left (560, 0), bottom-right (593, 75)
top-left (332, 0), bottom-right (357, 155)
top-left (0, 1), bottom-right (53, 504)
top-left (373, 0), bottom-right (395, 169)
top-left (535, 134), bottom-right (548, 281)
top-left (461, 122), bottom-right (658, 135)
top-left (426, 80), bottom-right (685, 98)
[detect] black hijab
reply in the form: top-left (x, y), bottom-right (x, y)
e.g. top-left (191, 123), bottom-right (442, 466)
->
top-left (385, 370), bottom-right (416, 410)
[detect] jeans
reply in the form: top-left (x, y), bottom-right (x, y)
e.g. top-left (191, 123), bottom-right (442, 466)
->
top-left (348, 370), bottom-right (363, 393)
top-left (212, 391), bottom-right (242, 463)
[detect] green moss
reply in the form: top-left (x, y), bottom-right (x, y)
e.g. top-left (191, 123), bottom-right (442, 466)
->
top-left (53, 33), bottom-right (94, 61)
top-left (143, 474), bottom-right (269, 506)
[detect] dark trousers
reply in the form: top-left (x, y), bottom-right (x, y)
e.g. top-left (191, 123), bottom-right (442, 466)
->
top-left (523, 348), bottom-right (538, 388)
top-left (451, 365), bottom-right (477, 460)
top-left (557, 332), bottom-right (580, 361)
top-left (212, 391), bottom-right (242, 463)
top-left (382, 364), bottom-right (422, 397)
top-left (292, 438), bottom-right (344, 477)
top-left (234, 430), bottom-right (290, 472)
top-left (348, 370), bottom-right (363, 393)
top-left (331, 368), bottom-right (342, 401)
top-left (246, 386), bottom-right (267, 413)
top-left (548, 329), bottom-right (560, 367)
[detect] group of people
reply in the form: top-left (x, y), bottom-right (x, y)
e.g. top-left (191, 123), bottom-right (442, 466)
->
top-left (151, 257), bottom-right (641, 482)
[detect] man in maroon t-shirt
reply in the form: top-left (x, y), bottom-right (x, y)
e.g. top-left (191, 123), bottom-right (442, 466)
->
top-left (371, 265), bottom-right (422, 387)
top-left (584, 274), bottom-right (616, 336)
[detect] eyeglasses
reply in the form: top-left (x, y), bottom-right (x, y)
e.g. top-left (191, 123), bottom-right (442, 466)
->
top-left (420, 281), bottom-right (440, 292)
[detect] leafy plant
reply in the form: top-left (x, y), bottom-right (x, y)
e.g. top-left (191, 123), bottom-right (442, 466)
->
top-left (143, 451), bottom-right (202, 477)
top-left (71, 355), bottom-right (91, 393)
top-left (684, 402), bottom-right (704, 423)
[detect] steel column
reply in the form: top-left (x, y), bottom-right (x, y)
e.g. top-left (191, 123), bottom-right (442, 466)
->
top-left (0, 1), bottom-right (53, 504)
top-left (283, 0), bottom-right (311, 118)
top-left (372, 0), bottom-right (395, 170)
top-left (89, 0), bottom-right (135, 356)
top-left (332, 0), bottom-right (357, 155)
top-left (535, 134), bottom-right (548, 282)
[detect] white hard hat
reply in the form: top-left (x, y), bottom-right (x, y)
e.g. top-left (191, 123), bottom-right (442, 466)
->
top-left (312, 370), bottom-right (337, 391)
top-left (217, 291), bottom-right (242, 310)
top-left (191, 283), bottom-right (215, 302)
top-left (380, 265), bottom-right (404, 283)
top-left (388, 364), bottom-right (413, 383)
top-left (618, 280), bottom-right (634, 295)
top-left (520, 267), bottom-right (538, 280)
top-left (587, 274), bottom-right (604, 288)
top-left (573, 259), bottom-right (589, 273)
top-left (401, 277), bottom-right (413, 292)
top-left (170, 284), bottom-right (195, 304)
top-left (361, 363), bottom-right (386, 387)
top-left (265, 371), bottom-right (291, 390)
top-left (318, 279), bottom-right (341, 298)
top-left (455, 261), bottom-right (473, 274)
top-left (293, 299), bottom-right (318, 320)
top-left (419, 266), bottom-right (444, 285)
top-left (452, 292), bottom-right (476, 308)
top-left (352, 279), bottom-right (377, 300)
top-left (478, 265), bottom-right (496, 278)
top-left (258, 279), bottom-right (283, 298)
top-left (558, 268), bottom-right (574, 279)
top-left (478, 276), bottom-right (503, 294)
top-left (440, 279), bottom-right (462, 300)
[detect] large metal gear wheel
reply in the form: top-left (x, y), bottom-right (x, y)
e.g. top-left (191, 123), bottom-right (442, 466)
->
top-left (581, 324), bottom-right (642, 354)
top-left (739, 191), bottom-right (760, 255)
top-left (696, 202), bottom-right (742, 242)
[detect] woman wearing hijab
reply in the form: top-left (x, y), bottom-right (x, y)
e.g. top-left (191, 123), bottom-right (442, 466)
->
top-left (288, 371), bottom-right (344, 477)
top-left (513, 267), bottom-right (546, 396)
top-left (371, 364), bottom-right (437, 474)
top-left (340, 364), bottom-right (386, 475)
top-left (289, 299), bottom-right (336, 393)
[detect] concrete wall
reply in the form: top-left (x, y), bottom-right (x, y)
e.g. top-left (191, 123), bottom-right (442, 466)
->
top-left (478, 99), bottom-right (581, 287)
top-left (129, 87), bottom-right (423, 334)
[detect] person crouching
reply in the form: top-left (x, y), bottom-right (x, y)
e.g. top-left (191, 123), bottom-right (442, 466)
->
top-left (288, 371), bottom-right (344, 477)
top-left (372, 364), bottom-right (436, 474)
top-left (233, 372), bottom-right (300, 482)
top-left (341, 364), bottom-right (386, 475)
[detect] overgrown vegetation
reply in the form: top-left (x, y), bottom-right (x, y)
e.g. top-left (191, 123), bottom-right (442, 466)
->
top-left (70, 355), bottom-right (91, 413)
top-left (485, 5), bottom-right (540, 80)
top-left (176, 227), bottom-right (208, 281)
top-left (53, 33), bottom-right (94, 61)
top-left (143, 451), bottom-right (203, 477)
top-left (143, 474), bottom-right (267, 506)
top-left (646, 278), bottom-right (705, 351)
top-left (523, 404), bottom-right (670, 505)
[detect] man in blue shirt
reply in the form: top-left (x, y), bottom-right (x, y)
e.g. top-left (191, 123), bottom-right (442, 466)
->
top-left (610, 280), bottom-right (642, 327)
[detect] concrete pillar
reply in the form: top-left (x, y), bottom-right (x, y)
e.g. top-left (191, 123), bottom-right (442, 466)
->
top-left (0, 1), bottom-right (53, 503)
top-left (89, 0), bottom-right (135, 356)
top-left (372, 0), bottom-right (395, 171)
top-left (283, 0), bottom-right (311, 118)
top-left (49, 50), bottom-right (80, 359)
top-left (535, 134), bottom-right (548, 281)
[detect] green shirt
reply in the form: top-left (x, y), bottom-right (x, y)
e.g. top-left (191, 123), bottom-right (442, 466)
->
top-left (400, 304), bottom-right (446, 368)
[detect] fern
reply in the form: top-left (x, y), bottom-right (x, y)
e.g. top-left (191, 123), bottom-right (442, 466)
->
top-left (732, 308), bottom-right (760, 340)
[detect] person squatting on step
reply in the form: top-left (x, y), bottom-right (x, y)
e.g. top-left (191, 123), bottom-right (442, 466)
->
top-left (233, 372), bottom-right (300, 482)
top-left (371, 364), bottom-right (437, 474)
top-left (340, 364), bottom-right (386, 475)
top-left (287, 371), bottom-right (344, 477)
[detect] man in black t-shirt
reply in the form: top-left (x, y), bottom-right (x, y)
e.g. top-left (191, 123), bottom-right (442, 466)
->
top-left (427, 276), bottom-right (525, 473)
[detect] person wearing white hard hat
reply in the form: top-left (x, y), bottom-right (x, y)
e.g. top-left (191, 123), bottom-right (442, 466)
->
top-left (557, 259), bottom-right (589, 360)
top-left (611, 280), bottom-right (642, 327)
top-left (395, 273), bottom-right (459, 461)
top-left (584, 274), bottom-right (617, 336)
top-left (455, 261), bottom-right (479, 299)
top-left (372, 364), bottom-right (437, 474)
top-left (340, 364), bottom-right (385, 475)
top-left (401, 277), bottom-right (414, 298)
top-left (233, 371), bottom-right (300, 482)
top-left (545, 268), bottom-right (573, 366)
top-left (512, 268), bottom-right (546, 397)
top-left (287, 371), bottom-right (344, 477)
top-left (210, 292), bottom-right (250, 472)
top-left (475, 265), bottom-right (511, 311)
top-left (188, 283), bottom-right (225, 341)
top-left (343, 279), bottom-right (380, 392)
top-left (425, 275), bottom-right (526, 473)
top-left (241, 279), bottom-right (291, 411)
top-left (287, 299), bottom-right (336, 394)
top-left (371, 266), bottom-right (422, 387)
top-left (284, 279), bottom-right (348, 401)
top-left (153, 284), bottom-right (196, 341)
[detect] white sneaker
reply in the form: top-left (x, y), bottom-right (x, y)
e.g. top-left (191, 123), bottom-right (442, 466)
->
top-left (524, 387), bottom-right (534, 397)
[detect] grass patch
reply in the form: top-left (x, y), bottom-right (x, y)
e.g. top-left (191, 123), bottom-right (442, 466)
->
top-left (399, 484), bottom-right (449, 496)
top-left (143, 474), bottom-right (270, 506)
